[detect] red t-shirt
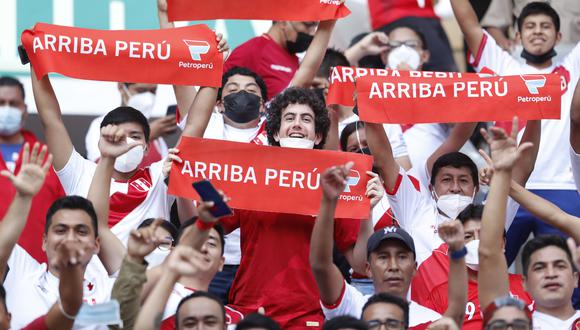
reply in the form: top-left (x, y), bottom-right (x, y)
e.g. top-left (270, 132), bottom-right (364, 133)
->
top-left (21, 315), bottom-right (48, 330)
top-left (224, 35), bottom-right (299, 100)
top-left (367, 0), bottom-right (438, 30)
top-left (0, 131), bottom-right (65, 263)
top-left (220, 210), bottom-right (359, 329)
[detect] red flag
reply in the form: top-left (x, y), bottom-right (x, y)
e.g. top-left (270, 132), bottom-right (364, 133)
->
top-left (167, 0), bottom-right (350, 21)
top-left (22, 23), bottom-right (223, 86)
top-left (168, 136), bottom-right (372, 219)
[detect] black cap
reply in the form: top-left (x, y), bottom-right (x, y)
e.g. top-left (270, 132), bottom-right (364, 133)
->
top-left (367, 226), bottom-right (415, 258)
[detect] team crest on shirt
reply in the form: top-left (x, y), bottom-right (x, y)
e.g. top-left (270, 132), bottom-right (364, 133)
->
top-left (573, 317), bottom-right (580, 330)
top-left (83, 278), bottom-right (96, 296)
top-left (130, 177), bottom-right (151, 192)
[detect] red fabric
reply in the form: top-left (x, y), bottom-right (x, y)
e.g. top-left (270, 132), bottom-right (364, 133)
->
top-left (468, 33), bottom-right (488, 68)
top-left (22, 23), bottom-right (223, 87)
top-left (223, 210), bottom-right (359, 329)
top-left (139, 139), bottom-right (163, 167)
top-left (108, 168), bottom-right (152, 227)
top-left (21, 315), bottom-right (48, 330)
top-left (167, 0), bottom-right (350, 21)
top-left (0, 131), bottom-right (65, 263)
top-left (367, 0), bottom-right (437, 30)
top-left (225, 35), bottom-right (299, 100)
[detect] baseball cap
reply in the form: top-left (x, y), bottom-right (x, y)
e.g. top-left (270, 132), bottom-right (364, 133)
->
top-left (367, 226), bottom-right (415, 258)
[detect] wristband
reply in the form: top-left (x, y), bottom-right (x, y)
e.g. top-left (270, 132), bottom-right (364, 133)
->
top-left (195, 220), bottom-right (214, 231)
top-left (58, 299), bottom-right (77, 320)
top-left (449, 246), bottom-right (467, 260)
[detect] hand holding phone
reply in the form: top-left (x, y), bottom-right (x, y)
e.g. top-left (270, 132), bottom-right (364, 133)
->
top-left (192, 180), bottom-right (233, 219)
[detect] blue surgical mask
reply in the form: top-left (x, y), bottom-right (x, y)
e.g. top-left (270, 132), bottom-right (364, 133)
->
top-left (0, 106), bottom-right (23, 136)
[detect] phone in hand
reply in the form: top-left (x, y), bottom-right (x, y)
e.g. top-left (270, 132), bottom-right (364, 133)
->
top-left (166, 105), bottom-right (177, 117)
top-left (192, 180), bottom-right (233, 218)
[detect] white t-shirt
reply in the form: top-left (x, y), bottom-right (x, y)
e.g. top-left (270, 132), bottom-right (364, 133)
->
top-left (571, 146), bottom-right (580, 193)
top-left (387, 168), bottom-right (520, 265)
top-left (470, 32), bottom-right (580, 190)
top-left (339, 114), bottom-right (408, 159)
top-left (85, 115), bottom-right (168, 162)
top-left (4, 245), bottom-right (114, 329)
top-left (404, 124), bottom-right (450, 175)
top-left (56, 149), bottom-right (172, 246)
top-left (532, 310), bottom-right (580, 329)
top-left (320, 281), bottom-right (440, 328)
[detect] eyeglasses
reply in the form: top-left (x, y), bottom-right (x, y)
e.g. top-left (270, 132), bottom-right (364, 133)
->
top-left (367, 318), bottom-right (406, 330)
top-left (157, 237), bottom-right (174, 251)
top-left (485, 319), bottom-right (531, 330)
top-left (387, 40), bottom-right (421, 49)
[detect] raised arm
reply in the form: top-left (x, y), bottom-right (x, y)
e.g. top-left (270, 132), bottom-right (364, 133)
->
top-left (437, 220), bottom-right (468, 327)
top-left (30, 70), bottom-right (74, 171)
top-left (426, 123), bottom-right (477, 177)
top-left (0, 143), bottom-right (51, 279)
top-left (310, 162), bottom-right (353, 305)
top-left (571, 79), bottom-right (580, 153)
top-left (449, 0), bottom-right (485, 56)
top-left (364, 122), bottom-right (400, 192)
top-left (344, 32), bottom-right (389, 67)
top-left (290, 20), bottom-right (336, 88)
top-left (87, 125), bottom-right (140, 274)
top-left (478, 118), bottom-right (533, 308)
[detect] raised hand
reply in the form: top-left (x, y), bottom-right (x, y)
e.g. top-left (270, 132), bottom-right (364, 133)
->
top-left (215, 33), bottom-right (229, 54)
top-left (127, 219), bottom-right (170, 263)
top-left (1, 142), bottom-right (52, 197)
top-left (149, 115), bottom-right (177, 140)
top-left (358, 32), bottom-right (389, 56)
top-left (426, 317), bottom-right (460, 330)
top-left (366, 171), bottom-right (384, 208)
top-left (98, 124), bottom-right (142, 159)
top-left (480, 117), bottom-right (533, 171)
top-left (50, 239), bottom-right (94, 272)
top-left (567, 238), bottom-right (580, 271)
top-left (162, 148), bottom-right (182, 178)
top-left (196, 191), bottom-right (230, 224)
top-left (165, 245), bottom-right (207, 276)
top-left (321, 162), bottom-right (354, 201)
top-left (157, 0), bottom-right (167, 12)
top-left (438, 220), bottom-right (465, 252)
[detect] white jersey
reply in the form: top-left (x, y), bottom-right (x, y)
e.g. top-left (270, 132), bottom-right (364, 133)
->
top-left (470, 32), bottom-right (580, 190)
top-left (404, 124), bottom-right (450, 178)
top-left (85, 115), bottom-right (168, 162)
top-left (4, 245), bottom-right (114, 329)
top-left (571, 146), bottom-right (580, 193)
top-left (339, 114), bottom-right (408, 159)
top-left (56, 149), bottom-right (173, 246)
top-left (532, 310), bottom-right (580, 329)
top-left (387, 168), bottom-right (520, 265)
top-left (321, 281), bottom-right (440, 328)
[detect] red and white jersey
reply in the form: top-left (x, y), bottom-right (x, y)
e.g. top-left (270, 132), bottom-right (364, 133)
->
top-left (4, 245), bottom-right (114, 329)
top-left (220, 210), bottom-right (359, 329)
top-left (160, 283), bottom-right (243, 330)
top-left (571, 146), bottom-right (580, 193)
top-left (532, 310), bottom-right (580, 329)
top-left (470, 32), bottom-right (580, 190)
top-left (55, 150), bottom-right (173, 245)
top-left (321, 281), bottom-right (440, 329)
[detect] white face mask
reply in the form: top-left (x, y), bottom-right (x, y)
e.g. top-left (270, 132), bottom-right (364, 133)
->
top-left (127, 91), bottom-right (155, 119)
top-left (387, 45), bottom-right (421, 70)
top-left (0, 106), bottom-right (23, 136)
top-left (144, 249), bottom-right (170, 268)
top-left (434, 191), bottom-right (474, 220)
top-left (465, 239), bottom-right (479, 271)
top-left (279, 137), bottom-right (315, 149)
top-left (113, 137), bottom-right (145, 173)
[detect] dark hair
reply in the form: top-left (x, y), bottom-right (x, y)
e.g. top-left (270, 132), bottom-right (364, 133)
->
top-left (45, 196), bottom-right (98, 238)
top-left (175, 291), bottom-right (225, 328)
top-left (0, 76), bottom-right (25, 100)
top-left (0, 284), bottom-right (6, 313)
top-left (100, 106), bottom-right (150, 144)
top-left (138, 218), bottom-right (178, 241)
top-left (457, 204), bottom-right (484, 224)
top-left (521, 235), bottom-right (577, 277)
top-left (430, 152), bottom-right (479, 189)
top-left (236, 313), bottom-right (281, 330)
top-left (177, 217), bottom-right (225, 256)
top-left (266, 87), bottom-right (330, 149)
top-left (517, 2), bottom-right (560, 33)
top-left (317, 48), bottom-right (350, 79)
top-left (218, 66), bottom-right (268, 101)
top-left (383, 23), bottom-right (428, 50)
top-left (362, 293), bottom-right (409, 328)
top-left (323, 316), bottom-right (369, 330)
top-left (340, 121), bottom-right (365, 152)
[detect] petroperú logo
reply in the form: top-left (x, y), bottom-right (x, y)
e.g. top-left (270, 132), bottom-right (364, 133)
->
top-left (343, 169), bottom-right (360, 193)
top-left (520, 75), bottom-right (546, 95)
top-left (183, 40), bottom-right (210, 61)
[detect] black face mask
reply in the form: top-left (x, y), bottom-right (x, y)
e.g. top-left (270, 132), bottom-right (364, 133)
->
top-left (521, 48), bottom-right (557, 64)
top-left (223, 90), bottom-right (261, 124)
top-left (287, 32), bottom-right (314, 54)
top-left (356, 147), bottom-right (372, 155)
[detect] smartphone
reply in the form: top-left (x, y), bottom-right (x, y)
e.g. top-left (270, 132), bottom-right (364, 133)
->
top-left (192, 180), bottom-right (233, 218)
top-left (18, 45), bottom-right (30, 65)
top-left (166, 105), bottom-right (177, 117)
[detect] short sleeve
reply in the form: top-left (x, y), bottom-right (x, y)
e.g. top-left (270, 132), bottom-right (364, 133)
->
top-left (424, 283), bottom-right (448, 315)
top-left (384, 124), bottom-right (408, 159)
top-left (386, 168), bottom-right (426, 230)
top-left (563, 42), bottom-right (580, 83)
top-left (504, 197), bottom-right (520, 230)
top-left (55, 149), bottom-right (97, 196)
top-left (6, 244), bottom-right (41, 278)
top-left (85, 116), bottom-right (104, 162)
top-left (334, 218), bottom-right (360, 253)
top-left (468, 31), bottom-right (520, 74)
top-left (571, 146), bottom-right (580, 193)
top-left (220, 211), bottom-right (242, 234)
top-left (320, 281), bottom-right (367, 319)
